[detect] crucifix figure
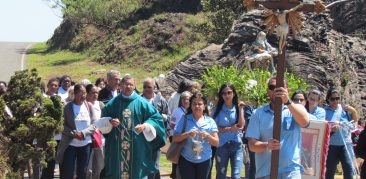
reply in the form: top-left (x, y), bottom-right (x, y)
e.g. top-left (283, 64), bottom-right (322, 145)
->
top-left (243, 0), bottom-right (325, 179)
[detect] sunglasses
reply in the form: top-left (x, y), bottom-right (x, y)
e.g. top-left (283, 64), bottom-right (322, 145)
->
top-left (293, 98), bottom-right (305, 103)
top-left (268, 85), bottom-right (276, 91)
top-left (329, 97), bottom-right (340, 101)
top-left (222, 91), bottom-right (233, 95)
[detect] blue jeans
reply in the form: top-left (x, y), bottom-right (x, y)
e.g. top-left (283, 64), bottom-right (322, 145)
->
top-left (178, 156), bottom-right (211, 179)
top-left (326, 145), bottom-right (354, 179)
top-left (60, 144), bottom-right (91, 179)
top-left (215, 141), bottom-right (243, 179)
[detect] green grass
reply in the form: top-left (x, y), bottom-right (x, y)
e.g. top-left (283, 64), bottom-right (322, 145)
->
top-left (27, 43), bottom-right (169, 91)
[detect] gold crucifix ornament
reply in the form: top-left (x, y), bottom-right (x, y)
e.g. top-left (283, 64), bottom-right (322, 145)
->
top-left (241, 0), bottom-right (327, 178)
top-left (243, 0), bottom-right (325, 54)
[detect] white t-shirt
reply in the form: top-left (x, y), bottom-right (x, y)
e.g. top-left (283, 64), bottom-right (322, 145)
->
top-left (69, 103), bottom-right (92, 147)
top-left (167, 92), bottom-right (181, 114)
top-left (57, 87), bottom-right (68, 101)
top-left (170, 107), bottom-right (186, 135)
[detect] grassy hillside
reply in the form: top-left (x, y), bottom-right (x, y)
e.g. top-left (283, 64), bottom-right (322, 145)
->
top-left (28, 12), bottom-right (209, 89)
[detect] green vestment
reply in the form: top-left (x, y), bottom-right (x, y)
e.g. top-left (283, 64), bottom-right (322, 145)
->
top-left (102, 92), bottom-right (166, 179)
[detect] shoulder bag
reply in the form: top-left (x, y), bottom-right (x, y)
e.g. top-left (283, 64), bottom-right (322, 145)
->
top-left (166, 114), bottom-right (187, 164)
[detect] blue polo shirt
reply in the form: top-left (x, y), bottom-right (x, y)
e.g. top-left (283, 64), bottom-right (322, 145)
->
top-left (212, 105), bottom-right (243, 147)
top-left (245, 104), bottom-right (306, 178)
top-left (324, 105), bottom-right (352, 146)
top-left (174, 114), bottom-right (218, 163)
top-left (310, 106), bottom-right (326, 121)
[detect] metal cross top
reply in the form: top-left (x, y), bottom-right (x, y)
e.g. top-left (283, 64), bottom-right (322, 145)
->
top-left (243, 0), bottom-right (325, 179)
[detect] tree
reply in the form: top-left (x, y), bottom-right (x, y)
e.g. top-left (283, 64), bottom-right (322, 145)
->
top-left (0, 69), bottom-right (63, 179)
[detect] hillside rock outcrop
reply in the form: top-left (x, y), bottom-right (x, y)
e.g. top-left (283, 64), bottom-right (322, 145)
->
top-left (159, 8), bottom-right (366, 118)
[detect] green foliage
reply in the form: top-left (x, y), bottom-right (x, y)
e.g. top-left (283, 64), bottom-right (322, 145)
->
top-left (200, 0), bottom-right (244, 43)
top-left (59, 0), bottom-right (146, 29)
top-left (201, 65), bottom-right (308, 106)
top-left (0, 69), bottom-right (63, 173)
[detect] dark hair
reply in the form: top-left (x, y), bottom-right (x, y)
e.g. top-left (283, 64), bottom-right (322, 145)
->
top-left (39, 81), bottom-right (46, 94)
top-left (95, 78), bottom-right (105, 86)
top-left (177, 79), bottom-right (193, 93)
top-left (74, 84), bottom-right (85, 94)
top-left (186, 92), bottom-right (209, 115)
top-left (212, 83), bottom-right (239, 120)
top-left (86, 84), bottom-right (96, 94)
top-left (60, 75), bottom-right (71, 84)
top-left (291, 90), bottom-right (307, 101)
top-left (326, 87), bottom-right (339, 104)
top-left (0, 81), bottom-right (7, 87)
top-left (268, 77), bottom-right (288, 88)
top-left (47, 78), bottom-right (60, 86)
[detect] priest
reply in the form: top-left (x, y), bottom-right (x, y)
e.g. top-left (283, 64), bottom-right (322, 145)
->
top-left (101, 75), bottom-right (166, 179)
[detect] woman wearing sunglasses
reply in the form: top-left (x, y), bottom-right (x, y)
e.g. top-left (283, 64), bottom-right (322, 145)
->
top-left (305, 89), bottom-right (325, 121)
top-left (211, 83), bottom-right (245, 179)
top-left (324, 88), bottom-right (358, 179)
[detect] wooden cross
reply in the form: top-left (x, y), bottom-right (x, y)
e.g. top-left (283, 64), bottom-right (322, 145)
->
top-left (243, 0), bottom-right (325, 178)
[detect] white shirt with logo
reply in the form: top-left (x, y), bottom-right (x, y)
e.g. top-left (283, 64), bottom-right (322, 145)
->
top-left (69, 103), bottom-right (92, 147)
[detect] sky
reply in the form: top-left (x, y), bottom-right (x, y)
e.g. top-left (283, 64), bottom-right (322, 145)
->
top-left (0, 0), bottom-right (63, 42)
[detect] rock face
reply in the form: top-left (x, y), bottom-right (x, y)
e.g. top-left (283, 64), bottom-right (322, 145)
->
top-left (159, 8), bottom-right (366, 118)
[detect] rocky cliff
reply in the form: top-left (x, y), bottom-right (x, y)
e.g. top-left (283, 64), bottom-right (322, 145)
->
top-left (159, 7), bottom-right (366, 118)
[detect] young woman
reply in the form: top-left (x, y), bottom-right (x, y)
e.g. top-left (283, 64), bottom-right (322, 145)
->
top-left (212, 83), bottom-right (245, 179)
top-left (324, 88), bottom-right (358, 179)
top-left (57, 84), bottom-right (97, 179)
top-left (173, 93), bottom-right (219, 179)
top-left (305, 89), bottom-right (325, 121)
top-left (169, 91), bottom-right (192, 179)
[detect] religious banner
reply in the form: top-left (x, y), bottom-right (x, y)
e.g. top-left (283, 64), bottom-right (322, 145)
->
top-left (301, 120), bottom-right (331, 179)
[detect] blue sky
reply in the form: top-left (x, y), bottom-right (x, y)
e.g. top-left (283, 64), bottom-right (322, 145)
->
top-left (0, 0), bottom-right (62, 42)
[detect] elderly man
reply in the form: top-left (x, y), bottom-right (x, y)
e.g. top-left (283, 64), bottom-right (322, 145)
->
top-left (246, 77), bottom-right (309, 179)
top-left (141, 77), bottom-right (169, 179)
top-left (98, 70), bottom-right (121, 104)
top-left (102, 75), bottom-right (166, 179)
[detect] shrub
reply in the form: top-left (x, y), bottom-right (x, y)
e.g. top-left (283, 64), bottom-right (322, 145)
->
top-left (201, 65), bottom-right (308, 106)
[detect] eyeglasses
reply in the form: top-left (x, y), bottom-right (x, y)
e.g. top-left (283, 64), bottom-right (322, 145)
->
top-left (221, 91), bottom-right (233, 96)
top-left (268, 85), bottom-right (276, 91)
top-left (293, 98), bottom-right (305, 103)
top-left (329, 97), bottom-right (340, 101)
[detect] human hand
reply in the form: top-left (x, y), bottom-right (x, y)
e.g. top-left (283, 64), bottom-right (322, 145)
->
top-left (274, 87), bottom-right (289, 104)
top-left (331, 123), bottom-right (339, 132)
top-left (135, 124), bottom-right (146, 133)
top-left (187, 130), bottom-right (199, 137)
top-left (110, 118), bottom-right (120, 127)
top-left (238, 101), bottom-right (245, 109)
top-left (74, 131), bottom-right (84, 140)
top-left (199, 131), bottom-right (210, 139)
top-left (266, 139), bottom-right (280, 151)
top-left (231, 124), bottom-right (244, 131)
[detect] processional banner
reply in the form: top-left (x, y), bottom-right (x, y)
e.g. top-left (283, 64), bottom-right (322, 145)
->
top-left (301, 120), bottom-right (331, 179)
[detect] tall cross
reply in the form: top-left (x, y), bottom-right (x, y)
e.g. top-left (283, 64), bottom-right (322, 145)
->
top-left (243, 0), bottom-right (325, 179)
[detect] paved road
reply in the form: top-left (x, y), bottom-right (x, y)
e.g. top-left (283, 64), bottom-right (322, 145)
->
top-left (0, 42), bottom-right (33, 82)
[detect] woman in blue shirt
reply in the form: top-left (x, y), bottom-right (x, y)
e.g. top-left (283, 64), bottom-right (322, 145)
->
top-left (173, 93), bottom-right (219, 179)
top-left (305, 89), bottom-right (325, 121)
top-left (324, 88), bottom-right (358, 179)
top-left (212, 83), bottom-right (245, 179)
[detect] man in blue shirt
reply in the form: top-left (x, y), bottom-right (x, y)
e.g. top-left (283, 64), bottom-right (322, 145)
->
top-left (246, 77), bottom-right (309, 179)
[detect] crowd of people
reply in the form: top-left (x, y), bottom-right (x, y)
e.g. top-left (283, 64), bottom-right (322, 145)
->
top-left (0, 69), bottom-right (363, 179)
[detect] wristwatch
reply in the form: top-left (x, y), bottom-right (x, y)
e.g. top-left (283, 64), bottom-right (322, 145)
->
top-left (284, 99), bottom-right (292, 106)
